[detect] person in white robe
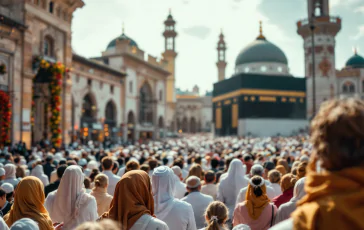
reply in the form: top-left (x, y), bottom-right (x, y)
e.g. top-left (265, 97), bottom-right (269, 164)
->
top-left (171, 166), bottom-right (187, 199)
top-left (84, 160), bottom-right (98, 178)
top-left (30, 165), bottom-right (49, 186)
top-left (236, 164), bottom-right (276, 205)
top-left (217, 159), bottom-right (248, 220)
top-left (3, 164), bottom-right (19, 188)
top-left (0, 217), bottom-right (9, 230)
top-left (102, 157), bottom-right (121, 196)
top-left (152, 166), bottom-right (197, 230)
top-left (275, 177), bottom-right (306, 224)
top-left (9, 218), bottom-right (39, 230)
top-left (45, 165), bottom-right (98, 229)
top-left (182, 176), bottom-right (213, 229)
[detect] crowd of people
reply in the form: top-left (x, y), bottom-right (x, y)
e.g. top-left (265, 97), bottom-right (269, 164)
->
top-left (0, 98), bottom-right (363, 230)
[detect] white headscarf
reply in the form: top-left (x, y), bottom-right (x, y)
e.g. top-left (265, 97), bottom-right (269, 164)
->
top-left (152, 166), bottom-right (176, 220)
top-left (10, 218), bottom-right (39, 230)
top-left (31, 165), bottom-right (45, 178)
top-left (51, 165), bottom-right (88, 225)
top-left (87, 161), bottom-right (98, 170)
top-left (4, 164), bottom-right (16, 179)
top-left (290, 177), bottom-right (306, 203)
top-left (222, 159), bottom-right (248, 196)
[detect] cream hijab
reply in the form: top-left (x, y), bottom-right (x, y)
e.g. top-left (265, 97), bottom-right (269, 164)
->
top-left (152, 166), bottom-right (176, 220)
top-left (49, 166), bottom-right (89, 225)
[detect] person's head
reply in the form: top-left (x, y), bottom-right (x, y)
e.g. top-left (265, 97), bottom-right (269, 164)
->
top-left (186, 175), bottom-right (201, 192)
top-left (280, 173), bottom-right (297, 192)
top-left (250, 164), bottom-right (264, 178)
top-left (0, 168), bottom-right (5, 180)
top-left (102, 157), bottom-right (114, 171)
top-left (9, 218), bottom-right (40, 230)
top-left (94, 173), bottom-right (109, 189)
top-left (296, 162), bottom-right (307, 179)
top-left (243, 154), bottom-right (253, 163)
top-left (277, 159), bottom-right (290, 173)
top-left (263, 161), bottom-right (275, 179)
top-left (16, 166), bottom-right (26, 178)
top-left (249, 176), bottom-right (266, 197)
top-left (89, 168), bottom-right (100, 182)
top-left (211, 158), bottom-right (219, 169)
top-left (0, 188), bottom-right (6, 208)
top-left (56, 164), bottom-right (67, 180)
top-left (173, 159), bottom-right (184, 170)
top-left (84, 177), bottom-right (91, 189)
top-left (45, 155), bottom-right (53, 163)
top-left (292, 177), bottom-right (306, 202)
top-left (140, 164), bottom-right (150, 173)
top-left (151, 166), bottom-right (176, 210)
top-left (171, 166), bottom-right (183, 181)
top-left (1, 182), bottom-right (14, 202)
top-left (225, 157), bottom-right (233, 172)
top-left (187, 164), bottom-right (203, 180)
top-left (112, 161), bottom-right (119, 174)
top-left (125, 160), bottom-right (140, 173)
top-left (268, 169), bottom-right (281, 184)
top-left (204, 170), bottom-right (216, 184)
top-left (215, 171), bottom-right (224, 184)
top-left (204, 201), bottom-right (229, 230)
top-left (148, 159), bottom-right (158, 171)
top-left (310, 99), bottom-right (364, 171)
top-left (275, 165), bottom-right (287, 175)
top-left (75, 220), bottom-right (120, 230)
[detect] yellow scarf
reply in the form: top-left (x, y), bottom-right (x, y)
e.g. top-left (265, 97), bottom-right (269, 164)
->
top-left (245, 184), bottom-right (270, 220)
top-left (292, 167), bottom-right (364, 230)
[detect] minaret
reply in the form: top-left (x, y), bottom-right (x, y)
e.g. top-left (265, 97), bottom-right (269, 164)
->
top-left (297, 0), bottom-right (341, 117)
top-left (162, 9), bottom-right (178, 131)
top-left (216, 29), bottom-right (227, 82)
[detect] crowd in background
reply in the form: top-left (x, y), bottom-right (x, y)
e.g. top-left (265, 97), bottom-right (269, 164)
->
top-left (0, 98), bottom-right (363, 230)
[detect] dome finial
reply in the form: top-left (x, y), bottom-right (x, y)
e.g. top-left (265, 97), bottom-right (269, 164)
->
top-left (354, 46), bottom-right (358, 55)
top-left (122, 22), bottom-right (125, 34)
top-left (257, 21), bottom-right (266, 40)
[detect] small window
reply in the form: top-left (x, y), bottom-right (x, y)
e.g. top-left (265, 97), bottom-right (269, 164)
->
top-left (159, 90), bottom-right (163, 101)
top-left (87, 79), bottom-right (92, 86)
top-left (261, 66), bottom-right (267, 72)
top-left (244, 67), bottom-right (250, 73)
top-left (100, 82), bottom-right (103, 89)
top-left (110, 85), bottom-right (114, 94)
top-left (277, 66), bottom-right (283, 72)
top-left (49, 1), bottom-right (54, 13)
top-left (129, 81), bottom-right (133, 93)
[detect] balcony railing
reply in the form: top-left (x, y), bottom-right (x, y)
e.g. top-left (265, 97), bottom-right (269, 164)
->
top-left (297, 16), bottom-right (341, 28)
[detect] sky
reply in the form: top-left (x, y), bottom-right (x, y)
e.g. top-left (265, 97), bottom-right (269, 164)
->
top-left (72, 0), bottom-right (364, 94)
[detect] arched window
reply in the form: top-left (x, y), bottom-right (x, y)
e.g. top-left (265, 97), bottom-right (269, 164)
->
top-left (105, 100), bottom-right (117, 127)
top-left (43, 36), bottom-right (54, 57)
top-left (82, 94), bottom-right (97, 118)
top-left (139, 82), bottom-right (153, 124)
top-left (49, 1), bottom-right (54, 13)
top-left (342, 81), bottom-right (355, 94)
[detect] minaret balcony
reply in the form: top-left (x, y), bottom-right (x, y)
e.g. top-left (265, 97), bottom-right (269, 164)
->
top-left (297, 16), bottom-right (341, 38)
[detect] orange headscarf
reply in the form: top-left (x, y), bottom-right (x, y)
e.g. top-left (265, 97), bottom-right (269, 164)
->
top-left (275, 165), bottom-right (287, 175)
top-left (3, 176), bottom-right (54, 230)
top-left (292, 167), bottom-right (364, 230)
top-left (102, 170), bottom-right (154, 230)
top-left (245, 183), bottom-right (270, 220)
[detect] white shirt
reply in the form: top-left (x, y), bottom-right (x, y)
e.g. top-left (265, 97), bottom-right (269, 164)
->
top-left (201, 184), bottom-right (217, 200)
top-left (159, 199), bottom-right (197, 230)
top-left (45, 190), bottom-right (98, 229)
top-left (130, 214), bottom-right (169, 230)
top-left (174, 180), bottom-right (187, 199)
top-left (236, 185), bottom-right (276, 205)
top-left (117, 167), bottom-right (125, 177)
top-left (270, 183), bottom-right (283, 198)
top-left (103, 170), bottom-right (121, 196)
top-left (181, 192), bottom-right (213, 229)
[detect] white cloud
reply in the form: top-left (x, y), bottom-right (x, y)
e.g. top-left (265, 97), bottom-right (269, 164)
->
top-left (330, 0), bottom-right (360, 8)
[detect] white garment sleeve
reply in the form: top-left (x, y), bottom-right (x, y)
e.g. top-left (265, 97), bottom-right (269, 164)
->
top-left (0, 217), bottom-right (9, 230)
top-left (216, 183), bottom-right (224, 203)
top-left (187, 204), bottom-right (197, 230)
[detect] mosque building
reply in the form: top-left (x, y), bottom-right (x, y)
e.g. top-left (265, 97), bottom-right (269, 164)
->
top-left (213, 23), bottom-right (307, 137)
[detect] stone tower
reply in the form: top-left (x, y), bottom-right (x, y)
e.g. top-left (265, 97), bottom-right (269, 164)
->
top-left (162, 9), bottom-right (178, 131)
top-left (217, 30), bottom-right (227, 82)
top-left (297, 0), bottom-right (341, 118)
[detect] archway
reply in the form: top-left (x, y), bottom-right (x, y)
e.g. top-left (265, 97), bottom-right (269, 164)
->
top-left (80, 93), bottom-right (97, 143)
top-left (104, 100), bottom-right (117, 143)
top-left (127, 111), bottom-right (135, 141)
top-left (139, 82), bottom-right (153, 125)
top-left (182, 117), bottom-right (188, 133)
top-left (190, 117), bottom-right (197, 133)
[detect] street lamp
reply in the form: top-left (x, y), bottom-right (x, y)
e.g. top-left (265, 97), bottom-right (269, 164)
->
top-left (310, 13), bottom-right (316, 116)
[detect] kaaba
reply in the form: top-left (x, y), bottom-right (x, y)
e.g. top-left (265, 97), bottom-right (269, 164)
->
top-left (213, 73), bottom-right (307, 137)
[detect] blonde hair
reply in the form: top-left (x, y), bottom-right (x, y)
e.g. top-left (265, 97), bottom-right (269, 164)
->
top-left (268, 169), bottom-right (281, 184)
top-left (94, 173), bottom-right (109, 188)
top-left (186, 164), bottom-right (203, 181)
top-left (204, 201), bottom-right (229, 230)
top-left (75, 220), bottom-right (120, 230)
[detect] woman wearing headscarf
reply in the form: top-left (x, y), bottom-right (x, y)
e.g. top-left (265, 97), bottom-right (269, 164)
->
top-left (45, 165), bottom-right (98, 229)
top-left (233, 176), bottom-right (277, 230)
top-left (271, 173), bottom-right (297, 208)
top-left (102, 170), bottom-right (168, 230)
top-left (152, 166), bottom-right (196, 230)
top-left (31, 165), bottom-right (49, 186)
top-left (274, 177), bottom-right (306, 224)
top-left (3, 164), bottom-right (19, 188)
top-left (3, 177), bottom-right (54, 230)
top-left (217, 159), bottom-right (248, 222)
top-left (272, 99), bottom-right (364, 230)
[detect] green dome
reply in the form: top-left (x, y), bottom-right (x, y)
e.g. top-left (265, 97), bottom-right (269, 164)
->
top-left (106, 33), bottom-right (138, 50)
top-left (235, 38), bottom-right (288, 66)
top-left (345, 53), bottom-right (364, 68)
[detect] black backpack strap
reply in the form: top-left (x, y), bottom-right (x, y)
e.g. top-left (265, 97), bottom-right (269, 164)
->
top-left (270, 204), bottom-right (274, 227)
